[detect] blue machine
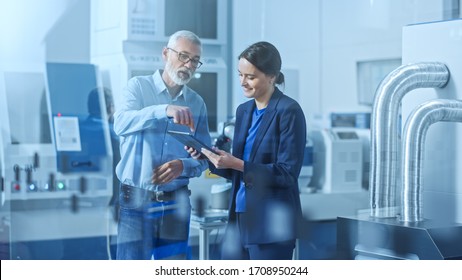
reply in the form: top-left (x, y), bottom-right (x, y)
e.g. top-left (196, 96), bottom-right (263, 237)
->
top-left (46, 63), bottom-right (110, 173)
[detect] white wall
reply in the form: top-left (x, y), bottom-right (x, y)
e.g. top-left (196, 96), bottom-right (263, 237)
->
top-left (232, 0), bottom-right (448, 128)
top-left (45, 0), bottom-right (91, 63)
top-left (232, 0), bottom-right (321, 124)
top-left (0, 0), bottom-right (90, 71)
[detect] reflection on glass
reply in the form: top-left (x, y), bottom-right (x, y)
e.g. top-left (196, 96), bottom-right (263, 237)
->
top-left (46, 63), bottom-right (109, 173)
top-left (4, 72), bottom-right (51, 144)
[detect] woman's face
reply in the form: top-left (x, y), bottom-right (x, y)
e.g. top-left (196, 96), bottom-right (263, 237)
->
top-left (238, 58), bottom-right (275, 100)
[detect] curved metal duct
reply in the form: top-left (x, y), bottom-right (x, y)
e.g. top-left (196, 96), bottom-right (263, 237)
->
top-left (370, 62), bottom-right (449, 218)
top-left (401, 99), bottom-right (462, 222)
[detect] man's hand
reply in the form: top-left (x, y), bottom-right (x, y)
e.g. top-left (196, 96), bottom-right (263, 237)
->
top-left (166, 105), bottom-right (195, 132)
top-left (185, 146), bottom-right (205, 160)
top-left (151, 159), bottom-right (184, 185)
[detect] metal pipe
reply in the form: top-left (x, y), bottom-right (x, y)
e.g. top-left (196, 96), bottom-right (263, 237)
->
top-left (401, 99), bottom-right (462, 222)
top-left (370, 62), bottom-right (449, 218)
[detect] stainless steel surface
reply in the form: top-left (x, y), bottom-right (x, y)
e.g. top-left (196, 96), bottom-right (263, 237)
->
top-left (300, 191), bottom-right (369, 221)
top-left (401, 99), bottom-right (462, 222)
top-left (337, 213), bottom-right (462, 260)
top-left (369, 62), bottom-right (449, 218)
top-left (190, 209), bottom-right (228, 260)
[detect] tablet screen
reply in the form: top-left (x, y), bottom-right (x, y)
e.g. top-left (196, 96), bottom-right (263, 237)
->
top-left (167, 130), bottom-right (218, 155)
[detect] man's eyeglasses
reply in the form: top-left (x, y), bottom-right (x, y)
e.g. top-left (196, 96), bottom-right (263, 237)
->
top-left (167, 48), bottom-right (203, 68)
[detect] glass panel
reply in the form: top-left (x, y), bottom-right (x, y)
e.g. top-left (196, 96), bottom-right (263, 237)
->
top-left (4, 72), bottom-right (51, 144)
top-left (46, 63), bottom-right (109, 173)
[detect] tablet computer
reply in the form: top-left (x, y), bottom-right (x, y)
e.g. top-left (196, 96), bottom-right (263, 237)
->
top-left (167, 130), bottom-right (218, 155)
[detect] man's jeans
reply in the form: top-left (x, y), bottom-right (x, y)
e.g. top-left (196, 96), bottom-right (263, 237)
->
top-left (116, 185), bottom-right (191, 260)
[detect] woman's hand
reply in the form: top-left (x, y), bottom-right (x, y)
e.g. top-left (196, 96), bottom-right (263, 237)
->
top-left (201, 147), bottom-right (244, 172)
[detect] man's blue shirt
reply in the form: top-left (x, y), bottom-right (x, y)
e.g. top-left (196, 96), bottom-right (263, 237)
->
top-left (114, 70), bottom-right (210, 191)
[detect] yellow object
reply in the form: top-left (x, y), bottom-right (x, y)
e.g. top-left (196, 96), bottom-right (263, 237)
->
top-left (205, 169), bottom-right (220, 178)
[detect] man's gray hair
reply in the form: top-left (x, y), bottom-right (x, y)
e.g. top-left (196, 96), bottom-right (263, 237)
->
top-left (167, 30), bottom-right (202, 49)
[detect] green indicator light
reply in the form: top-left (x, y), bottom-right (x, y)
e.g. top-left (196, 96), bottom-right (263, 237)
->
top-left (57, 182), bottom-right (65, 190)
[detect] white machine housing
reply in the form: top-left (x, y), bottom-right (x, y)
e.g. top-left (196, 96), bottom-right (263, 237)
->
top-left (309, 128), bottom-right (363, 193)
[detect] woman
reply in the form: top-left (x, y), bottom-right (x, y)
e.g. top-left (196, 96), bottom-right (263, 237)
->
top-left (189, 41), bottom-right (306, 259)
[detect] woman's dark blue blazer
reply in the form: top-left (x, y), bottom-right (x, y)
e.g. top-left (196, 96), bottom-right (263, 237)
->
top-left (209, 88), bottom-right (307, 245)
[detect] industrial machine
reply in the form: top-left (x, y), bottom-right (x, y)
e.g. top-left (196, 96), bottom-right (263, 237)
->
top-left (0, 63), bottom-right (114, 259)
top-left (330, 112), bottom-right (371, 190)
top-left (298, 127), bottom-right (369, 260)
top-left (308, 128), bottom-right (363, 193)
top-left (337, 19), bottom-right (462, 260)
top-left (298, 139), bottom-right (314, 191)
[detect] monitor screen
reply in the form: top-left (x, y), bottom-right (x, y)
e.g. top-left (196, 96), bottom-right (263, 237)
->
top-left (165, 0), bottom-right (218, 39)
top-left (336, 131), bottom-right (359, 140)
top-left (188, 72), bottom-right (218, 132)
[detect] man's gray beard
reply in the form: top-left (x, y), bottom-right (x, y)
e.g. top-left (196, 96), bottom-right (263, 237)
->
top-left (165, 62), bottom-right (192, 86)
